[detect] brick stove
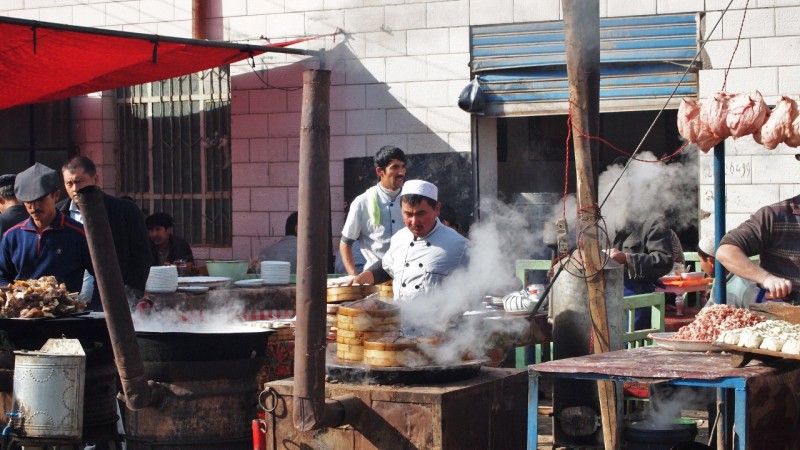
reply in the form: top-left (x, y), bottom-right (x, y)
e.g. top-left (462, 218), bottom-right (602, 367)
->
top-left (262, 367), bottom-right (527, 450)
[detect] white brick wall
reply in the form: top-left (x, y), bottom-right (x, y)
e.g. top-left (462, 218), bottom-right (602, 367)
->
top-left (699, 0), bottom-right (800, 250)
top-left (7, 0), bottom-right (800, 260)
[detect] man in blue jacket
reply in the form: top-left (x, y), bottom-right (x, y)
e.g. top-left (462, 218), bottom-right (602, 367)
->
top-left (0, 163), bottom-right (93, 294)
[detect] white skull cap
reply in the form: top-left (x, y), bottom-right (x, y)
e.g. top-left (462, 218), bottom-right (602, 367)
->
top-left (698, 235), bottom-right (716, 257)
top-left (400, 180), bottom-right (438, 201)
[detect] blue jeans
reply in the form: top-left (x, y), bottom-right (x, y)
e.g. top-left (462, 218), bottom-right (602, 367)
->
top-left (624, 278), bottom-right (658, 331)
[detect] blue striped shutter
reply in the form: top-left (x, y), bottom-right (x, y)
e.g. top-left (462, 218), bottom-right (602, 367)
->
top-left (470, 14), bottom-right (699, 116)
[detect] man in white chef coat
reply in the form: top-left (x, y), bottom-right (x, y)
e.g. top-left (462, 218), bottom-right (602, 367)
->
top-left (351, 180), bottom-right (469, 302)
top-left (339, 146), bottom-right (407, 275)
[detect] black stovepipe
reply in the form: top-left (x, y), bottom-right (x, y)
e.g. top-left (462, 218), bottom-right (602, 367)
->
top-left (76, 185), bottom-right (156, 410)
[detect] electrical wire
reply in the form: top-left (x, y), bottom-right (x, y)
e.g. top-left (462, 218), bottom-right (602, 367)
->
top-left (596, 0), bottom-right (739, 210)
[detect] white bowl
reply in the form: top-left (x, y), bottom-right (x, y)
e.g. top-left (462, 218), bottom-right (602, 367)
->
top-left (681, 272), bottom-right (705, 280)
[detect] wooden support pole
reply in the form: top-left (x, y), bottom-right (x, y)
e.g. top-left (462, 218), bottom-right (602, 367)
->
top-left (562, 1), bottom-right (620, 449)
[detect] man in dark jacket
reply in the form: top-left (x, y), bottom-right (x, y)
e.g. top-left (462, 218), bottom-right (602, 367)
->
top-left (0, 174), bottom-right (29, 235)
top-left (146, 212), bottom-right (195, 275)
top-left (59, 157), bottom-right (152, 308)
top-left (608, 216), bottom-right (674, 330)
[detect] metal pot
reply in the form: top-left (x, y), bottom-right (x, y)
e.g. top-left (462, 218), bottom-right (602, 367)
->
top-left (135, 327), bottom-right (273, 362)
top-left (624, 419), bottom-right (698, 450)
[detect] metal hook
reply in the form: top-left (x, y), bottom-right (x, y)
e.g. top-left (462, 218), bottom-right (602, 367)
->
top-left (258, 386), bottom-right (279, 413)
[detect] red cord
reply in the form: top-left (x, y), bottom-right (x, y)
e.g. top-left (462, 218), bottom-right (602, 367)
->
top-left (563, 103), bottom-right (573, 219)
top-left (567, 107), bottom-right (690, 163)
top-left (722, 0), bottom-right (750, 91)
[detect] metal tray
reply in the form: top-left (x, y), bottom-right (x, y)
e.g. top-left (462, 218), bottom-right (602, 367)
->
top-left (648, 332), bottom-right (719, 352)
top-left (715, 342), bottom-right (800, 367)
top-left (326, 359), bottom-right (487, 385)
top-left (0, 310), bottom-right (91, 321)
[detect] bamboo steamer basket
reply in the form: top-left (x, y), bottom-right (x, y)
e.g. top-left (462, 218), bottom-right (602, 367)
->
top-left (378, 281), bottom-right (394, 300)
top-left (363, 337), bottom-right (429, 367)
top-left (327, 285), bottom-right (379, 303)
top-left (335, 299), bottom-right (400, 362)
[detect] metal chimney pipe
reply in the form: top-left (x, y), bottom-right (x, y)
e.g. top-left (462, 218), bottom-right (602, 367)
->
top-left (192, 0), bottom-right (207, 40)
top-left (293, 69), bottom-right (346, 430)
top-left (77, 186), bottom-right (155, 410)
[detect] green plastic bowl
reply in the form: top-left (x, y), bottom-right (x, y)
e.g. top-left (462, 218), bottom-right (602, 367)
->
top-left (205, 260), bottom-right (249, 280)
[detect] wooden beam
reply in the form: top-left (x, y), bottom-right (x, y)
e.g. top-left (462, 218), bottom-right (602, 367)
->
top-left (562, 1), bottom-right (620, 449)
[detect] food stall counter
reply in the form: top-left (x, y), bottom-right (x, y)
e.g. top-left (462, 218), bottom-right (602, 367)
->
top-left (528, 346), bottom-right (800, 449)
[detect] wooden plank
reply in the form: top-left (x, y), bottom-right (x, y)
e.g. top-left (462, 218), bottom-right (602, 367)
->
top-left (562, 1), bottom-right (619, 448)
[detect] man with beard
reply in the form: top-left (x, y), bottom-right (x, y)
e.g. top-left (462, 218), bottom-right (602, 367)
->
top-left (351, 180), bottom-right (469, 302)
top-left (0, 163), bottom-right (93, 293)
top-left (339, 146), bottom-right (407, 275)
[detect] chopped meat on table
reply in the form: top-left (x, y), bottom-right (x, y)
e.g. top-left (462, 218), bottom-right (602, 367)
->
top-left (672, 304), bottom-right (764, 342)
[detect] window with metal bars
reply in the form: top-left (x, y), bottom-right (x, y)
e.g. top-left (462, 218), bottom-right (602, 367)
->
top-left (116, 68), bottom-right (232, 246)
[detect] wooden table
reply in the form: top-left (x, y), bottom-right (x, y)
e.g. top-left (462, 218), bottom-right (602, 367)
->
top-left (528, 346), bottom-right (800, 449)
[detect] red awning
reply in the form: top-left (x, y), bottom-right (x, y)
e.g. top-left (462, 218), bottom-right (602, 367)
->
top-left (0, 16), bottom-right (313, 111)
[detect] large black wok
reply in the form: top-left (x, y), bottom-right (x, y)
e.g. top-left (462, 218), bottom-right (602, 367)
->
top-left (135, 326), bottom-right (273, 362)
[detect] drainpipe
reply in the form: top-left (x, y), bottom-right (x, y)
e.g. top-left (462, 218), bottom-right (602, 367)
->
top-left (293, 69), bottom-right (348, 430)
top-left (77, 186), bottom-right (156, 410)
top-left (192, 0), bottom-right (207, 40)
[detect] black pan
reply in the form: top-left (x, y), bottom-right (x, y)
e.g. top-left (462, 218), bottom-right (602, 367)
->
top-left (135, 327), bottom-right (273, 362)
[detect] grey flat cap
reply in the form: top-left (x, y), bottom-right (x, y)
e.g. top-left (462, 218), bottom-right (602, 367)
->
top-left (14, 163), bottom-right (59, 202)
top-left (0, 174), bottom-right (15, 188)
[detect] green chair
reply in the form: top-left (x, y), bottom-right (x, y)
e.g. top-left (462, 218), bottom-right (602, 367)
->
top-left (514, 259), bottom-right (554, 367)
top-left (683, 251), bottom-right (700, 272)
top-left (622, 292), bottom-right (666, 348)
top-left (515, 259), bottom-right (553, 289)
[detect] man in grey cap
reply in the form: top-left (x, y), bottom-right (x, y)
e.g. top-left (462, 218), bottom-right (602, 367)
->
top-left (351, 180), bottom-right (469, 302)
top-left (0, 174), bottom-right (29, 235)
top-left (0, 163), bottom-right (93, 294)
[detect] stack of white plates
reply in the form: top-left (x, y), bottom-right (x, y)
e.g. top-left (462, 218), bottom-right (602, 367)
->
top-left (261, 261), bottom-right (291, 285)
top-left (145, 266), bottom-right (178, 293)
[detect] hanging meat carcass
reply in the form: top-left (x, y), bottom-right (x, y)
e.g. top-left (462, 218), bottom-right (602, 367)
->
top-left (787, 110), bottom-right (800, 147)
top-left (700, 91), bottom-right (734, 140)
top-left (726, 90), bottom-right (769, 138)
top-left (678, 98), bottom-right (723, 152)
top-left (677, 98), bottom-right (701, 143)
top-left (754, 96), bottom-right (799, 149)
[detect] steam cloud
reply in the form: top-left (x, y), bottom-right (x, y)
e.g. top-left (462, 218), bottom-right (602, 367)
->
top-left (397, 199), bottom-right (545, 365)
top-left (132, 289), bottom-right (247, 333)
top-left (549, 150), bottom-right (698, 246)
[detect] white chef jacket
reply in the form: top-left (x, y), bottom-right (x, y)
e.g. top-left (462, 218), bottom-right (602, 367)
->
top-left (341, 184), bottom-right (403, 268)
top-left (383, 219), bottom-right (469, 302)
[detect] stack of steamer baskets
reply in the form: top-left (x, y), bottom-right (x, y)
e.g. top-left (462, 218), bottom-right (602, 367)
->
top-left (334, 297), bottom-right (434, 367)
top-left (335, 297), bottom-right (406, 365)
top-left (326, 284), bottom-right (379, 352)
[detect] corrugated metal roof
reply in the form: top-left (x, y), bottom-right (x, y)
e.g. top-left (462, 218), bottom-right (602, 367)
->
top-left (470, 14), bottom-right (700, 116)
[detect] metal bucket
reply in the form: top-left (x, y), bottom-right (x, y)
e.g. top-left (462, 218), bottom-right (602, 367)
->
top-left (550, 257), bottom-right (624, 448)
top-left (12, 338), bottom-right (86, 439)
